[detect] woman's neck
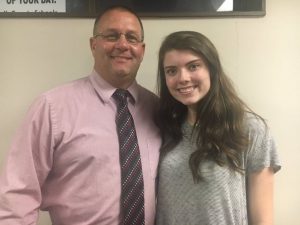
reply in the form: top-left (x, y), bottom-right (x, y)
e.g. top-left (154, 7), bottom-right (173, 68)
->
top-left (187, 107), bottom-right (197, 125)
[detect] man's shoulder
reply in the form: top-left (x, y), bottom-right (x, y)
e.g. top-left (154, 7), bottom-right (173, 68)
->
top-left (43, 76), bottom-right (90, 98)
top-left (136, 85), bottom-right (159, 101)
top-left (29, 76), bottom-right (92, 110)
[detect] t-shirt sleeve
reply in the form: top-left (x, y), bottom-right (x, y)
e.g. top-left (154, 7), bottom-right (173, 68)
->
top-left (245, 115), bottom-right (281, 174)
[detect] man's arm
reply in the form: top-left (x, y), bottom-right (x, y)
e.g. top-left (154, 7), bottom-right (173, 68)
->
top-left (0, 95), bottom-right (54, 224)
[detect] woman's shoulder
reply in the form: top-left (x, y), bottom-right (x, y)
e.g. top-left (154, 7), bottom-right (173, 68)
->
top-left (244, 111), bottom-right (267, 128)
top-left (244, 112), bottom-right (269, 137)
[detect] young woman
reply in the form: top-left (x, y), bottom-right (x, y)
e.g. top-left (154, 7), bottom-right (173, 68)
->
top-left (155, 31), bottom-right (281, 225)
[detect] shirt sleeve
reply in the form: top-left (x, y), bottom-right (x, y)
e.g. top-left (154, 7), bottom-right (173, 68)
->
top-left (245, 115), bottom-right (281, 174)
top-left (0, 94), bottom-right (56, 224)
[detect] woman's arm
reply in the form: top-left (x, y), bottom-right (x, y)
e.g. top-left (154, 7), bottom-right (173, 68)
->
top-left (247, 167), bottom-right (274, 225)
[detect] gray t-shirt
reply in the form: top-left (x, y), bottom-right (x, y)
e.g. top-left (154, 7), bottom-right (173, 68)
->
top-left (156, 114), bottom-right (281, 225)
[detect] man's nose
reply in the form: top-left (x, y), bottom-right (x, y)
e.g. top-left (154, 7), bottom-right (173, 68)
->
top-left (115, 34), bottom-right (129, 48)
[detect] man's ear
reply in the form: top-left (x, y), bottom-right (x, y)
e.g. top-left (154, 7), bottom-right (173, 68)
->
top-left (141, 43), bottom-right (146, 60)
top-left (90, 37), bottom-right (96, 51)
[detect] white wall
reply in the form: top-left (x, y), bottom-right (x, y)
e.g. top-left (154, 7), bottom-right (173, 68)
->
top-left (0, 0), bottom-right (299, 224)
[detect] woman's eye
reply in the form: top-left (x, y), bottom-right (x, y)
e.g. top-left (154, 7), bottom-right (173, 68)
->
top-left (165, 68), bottom-right (177, 76)
top-left (189, 63), bottom-right (200, 71)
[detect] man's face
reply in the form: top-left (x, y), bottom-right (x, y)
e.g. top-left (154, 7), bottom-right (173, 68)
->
top-left (90, 9), bottom-right (145, 89)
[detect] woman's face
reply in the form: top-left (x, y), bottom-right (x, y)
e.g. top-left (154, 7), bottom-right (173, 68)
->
top-left (163, 49), bottom-right (211, 111)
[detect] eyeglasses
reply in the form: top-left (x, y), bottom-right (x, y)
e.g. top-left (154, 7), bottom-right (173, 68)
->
top-left (94, 32), bottom-right (144, 45)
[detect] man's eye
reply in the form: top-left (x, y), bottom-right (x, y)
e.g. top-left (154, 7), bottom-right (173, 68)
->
top-left (105, 34), bottom-right (119, 41)
top-left (126, 34), bottom-right (139, 43)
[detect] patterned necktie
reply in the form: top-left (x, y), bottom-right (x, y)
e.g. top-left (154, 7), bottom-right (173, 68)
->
top-left (113, 89), bottom-right (145, 225)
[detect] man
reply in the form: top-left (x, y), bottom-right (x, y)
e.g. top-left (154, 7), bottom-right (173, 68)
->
top-left (0, 6), bottom-right (161, 225)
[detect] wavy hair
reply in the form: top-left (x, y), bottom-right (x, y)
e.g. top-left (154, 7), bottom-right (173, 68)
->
top-left (157, 31), bottom-right (258, 182)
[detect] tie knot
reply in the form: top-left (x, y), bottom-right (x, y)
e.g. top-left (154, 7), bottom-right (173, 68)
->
top-left (113, 89), bottom-right (129, 105)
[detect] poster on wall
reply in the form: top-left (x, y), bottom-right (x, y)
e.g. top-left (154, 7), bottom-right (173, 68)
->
top-left (0, 0), bottom-right (66, 13)
top-left (0, 0), bottom-right (265, 17)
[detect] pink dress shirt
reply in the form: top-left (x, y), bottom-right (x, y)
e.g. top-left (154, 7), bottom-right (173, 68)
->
top-left (0, 70), bottom-right (161, 225)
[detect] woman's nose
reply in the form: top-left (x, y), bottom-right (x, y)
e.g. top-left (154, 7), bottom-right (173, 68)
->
top-left (178, 69), bottom-right (190, 82)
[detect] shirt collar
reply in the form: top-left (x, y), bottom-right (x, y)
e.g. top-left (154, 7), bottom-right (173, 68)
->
top-left (88, 69), bottom-right (139, 105)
